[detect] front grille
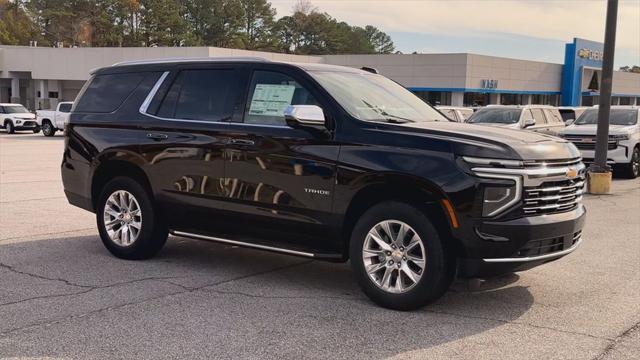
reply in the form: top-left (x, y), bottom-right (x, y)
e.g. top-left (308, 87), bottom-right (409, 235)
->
top-left (22, 121), bottom-right (36, 127)
top-left (515, 231), bottom-right (581, 258)
top-left (523, 177), bottom-right (585, 216)
top-left (564, 136), bottom-right (617, 150)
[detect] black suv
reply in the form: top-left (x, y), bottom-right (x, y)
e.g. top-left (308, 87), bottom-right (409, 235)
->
top-left (62, 58), bottom-right (586, 310)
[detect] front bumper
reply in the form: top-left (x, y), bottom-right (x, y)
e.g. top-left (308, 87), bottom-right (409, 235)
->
top-left (458, 205), bottom-right (586, 277)
top-left (14, 120), bottom-right (38, 130)
top-left (578, 144), bottom-right (633, 165)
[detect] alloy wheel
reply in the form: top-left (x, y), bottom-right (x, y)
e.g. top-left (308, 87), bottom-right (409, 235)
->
top-left (362, 220), bottom-right (426, 293)
top-left (103, 190), bottom-right (142, 247)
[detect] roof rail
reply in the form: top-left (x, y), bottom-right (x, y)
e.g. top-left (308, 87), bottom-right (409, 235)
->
top-left (112, 56), bottom-right (270, 67)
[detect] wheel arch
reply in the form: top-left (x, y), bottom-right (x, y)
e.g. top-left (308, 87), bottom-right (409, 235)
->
top-left (90, 158), bottom-right (153, 211)
top-left (340, 173), bottom-right (462, 259)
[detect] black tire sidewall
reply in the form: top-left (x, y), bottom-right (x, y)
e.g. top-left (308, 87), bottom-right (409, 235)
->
top-left (96, 177), bottom-right (167, 260)
top-left (628, 147), bottom-right (639, 179)
top-left (349, 201), bottom-right (450, 310)
top-left (42, 123), bottom-right (55, 136)
top-left (6, 122), bottom-right (14, 134)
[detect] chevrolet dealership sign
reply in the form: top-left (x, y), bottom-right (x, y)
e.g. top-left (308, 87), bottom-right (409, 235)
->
top-left (577, 48), bottom-right (604, 62)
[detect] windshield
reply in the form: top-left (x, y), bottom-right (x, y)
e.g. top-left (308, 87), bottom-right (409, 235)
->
top-left (468, 108), bottom-right (521, 124)
top-left (3, 105), bottom-right (29, 114)
top-left (574, 109), bottom-right (638, 126)
top-left (309, 71), bottom-right (448, 123)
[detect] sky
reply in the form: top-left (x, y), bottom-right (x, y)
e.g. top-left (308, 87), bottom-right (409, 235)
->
top-left (269, 0), bottom-right (640, 68)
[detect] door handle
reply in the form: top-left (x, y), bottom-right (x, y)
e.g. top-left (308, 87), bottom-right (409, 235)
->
top-left (228, 139), bottom-right (255, 146)
top-left (147, 133), bottom-right (169, 141)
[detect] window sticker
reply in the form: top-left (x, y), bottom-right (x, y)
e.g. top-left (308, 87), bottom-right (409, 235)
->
top-left (248, 84), bottom-right (296, 116)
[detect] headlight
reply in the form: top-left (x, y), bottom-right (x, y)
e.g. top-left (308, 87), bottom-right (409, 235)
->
top-left (16, 120), bottom-right (22, 124)
top-left (610, 134), bottom-right (629, 141)
top-left (482, 184), bottom-right (518, 217)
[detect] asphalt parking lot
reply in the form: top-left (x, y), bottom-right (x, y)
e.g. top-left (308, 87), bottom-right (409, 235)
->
top-left (0, 132), bottom-right (639, 360)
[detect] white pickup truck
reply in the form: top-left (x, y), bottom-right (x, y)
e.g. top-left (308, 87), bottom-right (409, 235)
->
top-left (36, 102), bottom-right (73, 136)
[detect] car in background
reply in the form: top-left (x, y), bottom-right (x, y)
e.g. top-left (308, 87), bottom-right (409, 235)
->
top-left (0, 103), bottom-right (38, 134)
top-left (558, 106), bottom-right (588, 125)
top-left (436, 106), bottom-right (474, 122)
top-left (36, 102), bottom-right (73, 136)
top-left (467, 105), bottom-right (566, 136)
top-left (559, 106), bottom-right (639, 178)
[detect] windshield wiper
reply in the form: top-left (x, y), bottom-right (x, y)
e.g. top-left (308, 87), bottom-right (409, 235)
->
top-left (360, 100), bottom-right (414, 123)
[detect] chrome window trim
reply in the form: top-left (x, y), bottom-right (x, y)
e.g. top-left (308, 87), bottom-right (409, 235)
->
top-left (483, 236), bottom-right (582, 263)
top-left (139, 71), bottom-right (169, 114)
top-left (138, 69), bottom-right (290, 129)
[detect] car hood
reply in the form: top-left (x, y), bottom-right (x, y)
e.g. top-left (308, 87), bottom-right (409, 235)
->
top-left (560, 124), bottom-right (636, 136)
top-left (381, 121), bottom-right (580, 161)
top-left (12, 113), bottom-right (35, 119)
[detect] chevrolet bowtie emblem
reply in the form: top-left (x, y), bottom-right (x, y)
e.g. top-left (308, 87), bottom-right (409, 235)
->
top-left (566, 168), bottom-right (578, 179)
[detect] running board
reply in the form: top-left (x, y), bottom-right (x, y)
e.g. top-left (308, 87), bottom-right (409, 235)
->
top-left (170, 230), bottom-right (343, 260)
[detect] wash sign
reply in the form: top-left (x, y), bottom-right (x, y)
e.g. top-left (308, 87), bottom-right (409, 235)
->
top-left (561, 38), bottom-right (604, 106)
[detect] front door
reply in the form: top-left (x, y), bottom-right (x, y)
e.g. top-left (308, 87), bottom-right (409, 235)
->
top-left (222, 68), bottom-right (340, 253)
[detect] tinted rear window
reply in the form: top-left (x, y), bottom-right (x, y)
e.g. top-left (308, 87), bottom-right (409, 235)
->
top-left (156, 69), bottom-right (239, 121)
top-left (75, 73), bottom-right (145, 113)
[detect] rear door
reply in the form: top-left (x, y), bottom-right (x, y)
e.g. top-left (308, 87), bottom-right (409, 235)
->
top-left (56, 103), bottom-right (72, 128)
top-left (529, 108), bottom-right (551, 134)
top-left (221, 66), bottom-right (341, 253)
top-left (139, 64), bottom-right (248, 232)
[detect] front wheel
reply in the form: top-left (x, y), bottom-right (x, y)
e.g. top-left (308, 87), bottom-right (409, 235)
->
top-left (97, 177), bottom-right (168, 260)
top-left (41, 122), bottom-right (56, 137)
top-left (349, 201), bottom-right (453, 310)
top-left (4, 121), bottom-right (15, 134)
top-left (622, 146), bottom-right (640, 179)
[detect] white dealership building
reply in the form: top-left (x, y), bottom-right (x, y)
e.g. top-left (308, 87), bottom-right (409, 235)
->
top-left (0, 38), bottom-right (638, 110)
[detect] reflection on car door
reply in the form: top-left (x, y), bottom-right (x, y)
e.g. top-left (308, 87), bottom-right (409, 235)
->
top-left (222, 67), bottom-right (341, 253)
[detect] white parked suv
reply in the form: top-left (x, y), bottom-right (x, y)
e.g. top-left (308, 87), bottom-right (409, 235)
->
top-left (560, 106), bottom-right (639, 178)
top-left (0, 103), bottom-right (38, 134)
top-left (436, 106), bottom-right (474, 122)
top-left (467, 105), bottom-right (566, 136)
top-left (36, 102), bottom-right (73, 136)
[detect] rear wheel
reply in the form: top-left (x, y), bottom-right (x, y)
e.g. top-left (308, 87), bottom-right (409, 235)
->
top-left (349, 201), bottom-right (453, 310)
top-left (96, 177), bottom-right (168, 260)
top-left (41, 121), bottom-right (56, 137)
top-left (622, 146), bottom-right (639, 179)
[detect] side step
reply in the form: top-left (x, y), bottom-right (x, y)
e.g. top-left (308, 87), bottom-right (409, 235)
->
top-left (170, 230), bottom-right (344, 261)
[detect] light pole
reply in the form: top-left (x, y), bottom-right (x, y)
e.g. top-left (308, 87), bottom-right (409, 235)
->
top-left (588, 0), bottom-right (618, 194)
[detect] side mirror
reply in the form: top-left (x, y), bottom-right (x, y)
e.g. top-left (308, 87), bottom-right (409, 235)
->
top-left (523, 118), bottom-right (536, 128)
top-left (564, 119), bottom-right (574, 126)
top-left (284, 105), bottom-right (325, 127)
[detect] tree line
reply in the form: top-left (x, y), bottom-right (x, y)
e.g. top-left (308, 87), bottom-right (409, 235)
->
top-left (0, 0), bottom-right (395, 55)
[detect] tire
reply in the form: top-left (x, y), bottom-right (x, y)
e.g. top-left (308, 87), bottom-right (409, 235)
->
top-left (622, 146), bottom-right (640, 179)
top-left (4, 121), bottom-right (15, 134)
top-left (33, 126), bottom-right (41, 134)
top-left (349, 201), bottom-right (453, 310)
top-left (41, 121), bottom-right (56, 137)
top-left (96, 176), bottom-right (168, 260)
